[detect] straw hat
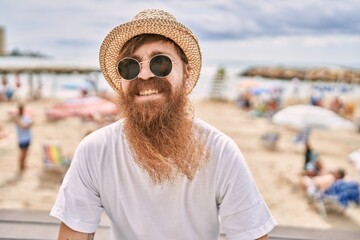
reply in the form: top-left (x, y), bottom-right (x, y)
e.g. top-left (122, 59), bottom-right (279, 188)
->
top-left (99, 9), bottom-right (202, 94)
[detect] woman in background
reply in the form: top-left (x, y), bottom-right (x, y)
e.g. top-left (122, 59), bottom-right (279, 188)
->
top-left (13, 103), bottom-right (33, 175)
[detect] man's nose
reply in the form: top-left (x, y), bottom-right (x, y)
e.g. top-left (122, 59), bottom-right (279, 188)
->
top-left (137, 62), bottom-right (154, 80)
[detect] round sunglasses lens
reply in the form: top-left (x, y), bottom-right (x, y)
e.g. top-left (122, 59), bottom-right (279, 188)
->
top-left (150, 55), bottom-right (172, 77)
top-left (118, 59), bottom-right (140, 80)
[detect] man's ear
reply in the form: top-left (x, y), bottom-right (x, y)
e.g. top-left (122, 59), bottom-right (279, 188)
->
top-left (184, 64), bottom-right (191, 88)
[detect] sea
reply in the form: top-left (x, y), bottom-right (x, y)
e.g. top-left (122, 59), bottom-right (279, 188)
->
top-left (0, 56), bottom-right (359, 102)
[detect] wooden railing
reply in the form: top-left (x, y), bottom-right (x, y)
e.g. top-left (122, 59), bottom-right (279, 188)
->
top-left (1, 209), bottom-right (359, 240)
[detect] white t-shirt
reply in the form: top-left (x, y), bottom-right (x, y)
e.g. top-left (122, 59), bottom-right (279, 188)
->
top-left (51, 118), bottom-right (276, 240)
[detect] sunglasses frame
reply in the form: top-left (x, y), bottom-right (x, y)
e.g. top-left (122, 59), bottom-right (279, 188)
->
top-left (117, 54), bottom-right (180, 81)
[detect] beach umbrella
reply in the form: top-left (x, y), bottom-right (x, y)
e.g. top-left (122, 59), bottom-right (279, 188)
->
top-left (271, 104), bottom-right (357, 130)
top-left (46, 96), bottom-right (118, 121)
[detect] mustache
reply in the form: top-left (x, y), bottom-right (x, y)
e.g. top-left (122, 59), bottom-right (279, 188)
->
top-left (127, 77), bottom-right (172, 96)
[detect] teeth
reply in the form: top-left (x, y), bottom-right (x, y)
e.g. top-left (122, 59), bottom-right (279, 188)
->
top-left (139, 89), bottom-right (159, 96)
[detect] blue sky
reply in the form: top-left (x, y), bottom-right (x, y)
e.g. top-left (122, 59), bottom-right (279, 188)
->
top-left (1, 0), bottom-right (360, 66)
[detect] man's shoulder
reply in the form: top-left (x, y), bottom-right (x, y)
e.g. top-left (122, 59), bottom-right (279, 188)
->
top-left (194, 117), bottom-right (228, 138)
top-left (82, 120), bottom-right (124, 144)
top-left (194, 118), bottom-right (237, 150)
top-left (194, 117), bottom-right (217, 132)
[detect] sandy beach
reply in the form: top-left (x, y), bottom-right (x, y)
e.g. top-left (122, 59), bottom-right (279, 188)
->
top-left (1, 96), bottom-right (360, 232)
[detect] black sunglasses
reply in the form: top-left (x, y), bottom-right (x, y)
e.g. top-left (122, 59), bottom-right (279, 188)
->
top-left (117, 54), bottom-right (179, 81)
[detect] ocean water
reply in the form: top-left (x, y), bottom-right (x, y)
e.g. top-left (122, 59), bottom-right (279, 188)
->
top-left (1, 56), bottom-right (359, 102)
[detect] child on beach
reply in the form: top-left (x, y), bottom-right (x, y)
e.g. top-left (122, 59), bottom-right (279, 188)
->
top-left (13, 103), bottom-right (33, 175)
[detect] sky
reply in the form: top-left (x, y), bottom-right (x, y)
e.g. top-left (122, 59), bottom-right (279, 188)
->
top-left (1, 0), bottom-right (360, 67)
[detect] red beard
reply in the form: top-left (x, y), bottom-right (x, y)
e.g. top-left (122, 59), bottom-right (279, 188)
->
top-left (118, 77), bottom-right (209, 184)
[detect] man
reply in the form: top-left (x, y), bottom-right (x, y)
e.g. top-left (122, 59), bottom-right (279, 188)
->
top-left (51, 9), bottom-right (276, 240)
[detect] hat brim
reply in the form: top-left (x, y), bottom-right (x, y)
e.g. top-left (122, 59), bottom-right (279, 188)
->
top-left (99, 18), bottom-right (201, 94)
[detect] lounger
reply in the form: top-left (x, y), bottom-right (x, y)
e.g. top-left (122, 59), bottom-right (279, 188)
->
top-left (42, 143), bottom-right (71, 172)
top-left (307, 180), bottom-right (360, 218)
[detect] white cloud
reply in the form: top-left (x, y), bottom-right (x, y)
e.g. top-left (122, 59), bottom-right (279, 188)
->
top-left (0, 0), bottom-right (359, 67)
top-left (201, 35), bottom-right (360, 66)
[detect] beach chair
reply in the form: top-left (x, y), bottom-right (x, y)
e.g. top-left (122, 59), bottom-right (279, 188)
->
top-left (307, 180), bottom-right (360, 218)
top-left (307, 185), bottom-right (343, 218)
top-left (260, 132), bottom-right (279, 151)
top-left (42, 143), bottom-right (71, 173)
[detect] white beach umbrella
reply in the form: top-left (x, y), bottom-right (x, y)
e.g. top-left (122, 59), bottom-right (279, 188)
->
top-left (271, 104), bottom-right (357, 130)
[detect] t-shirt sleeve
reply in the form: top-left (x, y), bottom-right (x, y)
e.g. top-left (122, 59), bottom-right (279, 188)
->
top-left (50, 138), bottom-right (103, 233)
top-left (216, 137), bottom-right (277, 240)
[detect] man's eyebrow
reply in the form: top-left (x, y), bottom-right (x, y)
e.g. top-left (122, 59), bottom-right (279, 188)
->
top-left (151, 50), bottom-right (164, 56)
top-left (131, 51), bottom-right (171, 60)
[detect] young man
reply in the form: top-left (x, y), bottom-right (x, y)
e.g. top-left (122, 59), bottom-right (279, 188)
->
top-left (51, 9), bottom-right (277, 240)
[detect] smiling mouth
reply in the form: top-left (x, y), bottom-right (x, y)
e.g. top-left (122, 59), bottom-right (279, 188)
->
top-left (139, 89), bottom-right (159, 96)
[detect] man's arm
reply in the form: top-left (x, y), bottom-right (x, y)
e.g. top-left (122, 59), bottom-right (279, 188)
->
top-left (57, 222), bottom-right (95, 240)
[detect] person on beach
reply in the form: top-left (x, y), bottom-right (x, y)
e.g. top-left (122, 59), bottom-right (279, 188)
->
top-left (301, 168), bottom-right (346, 195)
top-left (13, 103), bottom-right (33, 174)
top-left (51, 9), bottom-right (277, 240)
top-left (303, 140), bottom-right (324, 177)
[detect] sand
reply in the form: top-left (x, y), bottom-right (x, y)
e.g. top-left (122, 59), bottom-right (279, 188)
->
top-left (1, 97), bottom-right (360, 232)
